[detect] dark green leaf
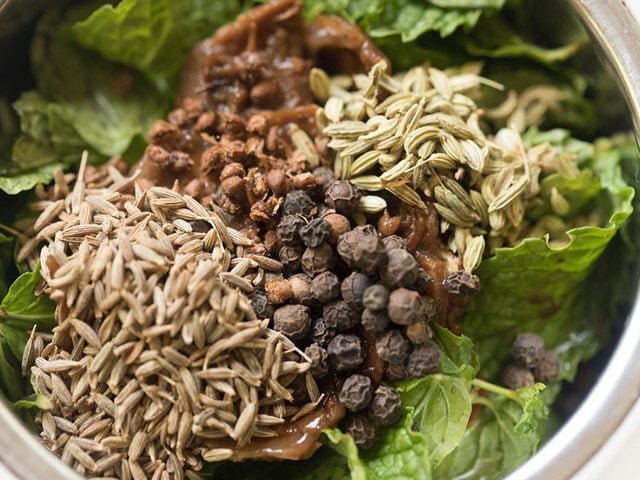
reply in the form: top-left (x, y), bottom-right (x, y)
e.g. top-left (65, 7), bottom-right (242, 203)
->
top-left (0, 335), bottom-right (25, 402)
top-left (0, 265), bottom-right (56, 332)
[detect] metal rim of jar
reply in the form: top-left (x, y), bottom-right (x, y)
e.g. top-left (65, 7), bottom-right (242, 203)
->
top-left (0, 1), bottom-right (638, 479)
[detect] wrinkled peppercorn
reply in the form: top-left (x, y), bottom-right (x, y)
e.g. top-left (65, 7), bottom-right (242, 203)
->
top-left (381, 249), bottom-right (419, 288)
top-left (534, 351), bottom-right (560, 383)
top-left (323, 300), bottom-right (360, 331)
top-left (511, 333), bottom-right (545, 369)
top-left (381, 235), bottom-right (407, 252)
top-left (376, 330), bottom-right (410, 364)
top-left (337, 226), bottom-right (385, 275)
top-left (346, 414), bottom-right (378, 449)
top-left (387, 288), bottom-right (424, 326)
top-left (323, 213), bottom-right (351, 245)
top-left (339, 374), bottom-right (374, 412)
top-left (301, 244), bottom-right (335, 277)
top-left (368, 386), bottom-right (402, 426)
top-left (282, 190), bottom-right (315, 217)
top-left (305, 343), bottom-right (329, 378)
top-left (272, 304), bottom-right (311, 342)
top-left (310, 318), bottom-right (335, 347)
top-left (328, 334), bottom-right (365, 371)
top-left (502, 364), bottom-right (535, 390)
top-left (385, 362), bottom-right (409, 381)
top-left (443, 270), bottom-right (480, 296)
top-left (406, 343), bottom-right (440, 377)
top-left (276, 215), bottom-right (305, 245)
top-left (300, 218), bottom-right (330, 248)
top-left (341, 272), bottom-right (371, 311)
top-left (311, 271), bottom-right (341, 303)
top-left (361, 309), bottom-right (390, 334)
top-left (249, 290), bottom-right (273, 319)
top-left (279, 245), bottom-right (303, 272)
top-left (325, 180), bottom-right (361, 213)
top-left (362, 284), bottom-right (389, 311)
top-left (406, 321), bottom-right (432, 344)
top-left (289, 273), bottom-right (315, 306)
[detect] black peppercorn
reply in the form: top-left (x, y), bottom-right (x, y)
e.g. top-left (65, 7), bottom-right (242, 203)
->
top-left (381, 235), bottom-right (407, 252)
top-left (300, 218), bottom-right (330, 248)
top-left (443, 270), bottom-right (480, 296)
top-left (272, 304), bottom-right (311, 342)
top-left (279, 245), bottom-right (303, 273)
top-left (337, 226), bottom-right (385, 275)
top-left (301, 244), bottom-right (335, 277)
top-left (289, 273), bottom-right (315, 306)
top-left (406, 321), bottom-right (432, 344)
top-left (276, 215), bottom-right (305, 245)
top-left (502, 364), bottom-right (535, 390)
top-left (341, 272), bottom-right (371, 311)
top-left (327, 334), bottom-right (365, 371)
top-left (249, 290), bottom-right (273, 319)
top-left (325, 180), bottom-right (361, 214)
top-left (387, 288), bottom-right (424, 326)
top-left (345, 414), bottom-right (378, 449)
top-left (361, 308), bottom-right (390, 334)
top-left (385, 362), bottom-right (409, 381)
top-left (313, 167), bottom-right (335, 192)
top-left (311, 271), bottom-right (341, 303)
top-left (310, 317), bottom-right (335, 347)
top-left (362, 284), bottom-right (389, 311)
top-left (323, 300), bottom-right (360, 331)
top-left (282, 190), bottom-right (315, 217)
top-left (380, 249), bottom-right (419, 288)
top-left (511, 333), bottom-right (545, 369)
top-left (406, 343), bottom-right (440, 378)
top-left (376, 330), bottom-right (410, 364)
top-left (368, 386), bottom-right (402, 425)
top-left (339, 374), bottom-right (374, 412)
top-left (305, 343), bottom-right (329, 378)
top-left (534, 351), bottom-right (560, 383)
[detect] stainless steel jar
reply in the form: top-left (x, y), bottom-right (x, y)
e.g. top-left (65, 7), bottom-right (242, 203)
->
top-left (0, 1), bottom-right (638, 479)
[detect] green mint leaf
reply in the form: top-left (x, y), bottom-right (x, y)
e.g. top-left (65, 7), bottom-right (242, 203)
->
top-left (0, 265), bottom-right (56, 332)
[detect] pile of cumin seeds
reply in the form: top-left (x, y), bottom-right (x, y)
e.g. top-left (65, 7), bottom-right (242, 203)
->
top-left (24, 155), bottom-right (314, 479)
top-left (312, 62), bottom-right (591, 269)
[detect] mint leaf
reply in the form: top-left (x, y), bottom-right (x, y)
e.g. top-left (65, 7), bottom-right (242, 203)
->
top-left (325, 428), bottom-right (367, 480)
top-left (0, 265), bottom-right (56, 332)
top-left (72, 0), bottom-right (247, 85)
top-left (0, 163), bottom-right (64, 195)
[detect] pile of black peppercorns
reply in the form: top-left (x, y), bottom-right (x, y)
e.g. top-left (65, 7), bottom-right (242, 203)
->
top-left (501, 332), bottom-right (560, 389)
top-left (250, 178), bottom-right (445, 447)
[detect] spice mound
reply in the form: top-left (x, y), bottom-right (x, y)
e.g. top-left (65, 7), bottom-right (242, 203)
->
top-left (27, 157), bottom-right (326, 478)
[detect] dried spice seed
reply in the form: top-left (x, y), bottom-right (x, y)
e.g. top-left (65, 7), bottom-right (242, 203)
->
top-left (380, 249), bottom-right (419, 289)
top-left (282, 190), bottom-right (315, 218)
top-left (323, 301), bottom-right (360, 331)
top-left (376, 330), bottom-right (410, 364)
top-left (323, 213), bottom-right (351, 245)
top-left (534, 351), bottom-right (560, 383)
top-left (304, 344), bottom-right (329, 378)
top-left (337, 226), bottom-right (385, 275)
top-left (406, 343), bottom-right (440, 377)
top-left (272, 305), bottom-right (312, 342)
top-left (511, 333), bottom-right (545, 369)
top-left (310, 272), bottom-right (341, 303)
top-left (338, 374), bottom-right (373, 412)
top-left (502, 364), bottom-right (535, 390)
top-left (249, 290), bottom-right (274, 319)
top-left (289, 274), bottom-right (315, 306)
top-left (387, 288), bottom-right (424, 326)
top-left (309, 318), bottom-right (335, 347)
top-left (279, 245), bottom-right (303, 273)
top-left (301, 244), bottom-right (335, 277)
top-left (345, 414), bottom-right (378, 449)
top-left (300, 218), bottom-right (330, 248)
top-left (327, 334), bottom-right (365, 371)
top-left (368, 386), bottom-right (402, 426)
top-left (442, 270), bottom-right (480, 296)
top-left (324, 181), bottom-right (362, 214)
top-left (362, 284), bottom-right (388, 311)
top-left (361, 309), bottom-right (390, 334)
top-left (340, 272), bottom-right (371, 311)
top-left (381, 235), bottom-right (406, 252)
top-left (276, 215), bottom-right (305, 245)
top-left (406, 321), bottom-right (432, 344)
top-left (385, 363), bottom-right (409, 382)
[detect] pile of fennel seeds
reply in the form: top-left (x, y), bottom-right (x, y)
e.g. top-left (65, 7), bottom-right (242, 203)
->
top-left (311, 61), bottom-right (593, 271)
top-left (21, 155), bottom-right (315, 479)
